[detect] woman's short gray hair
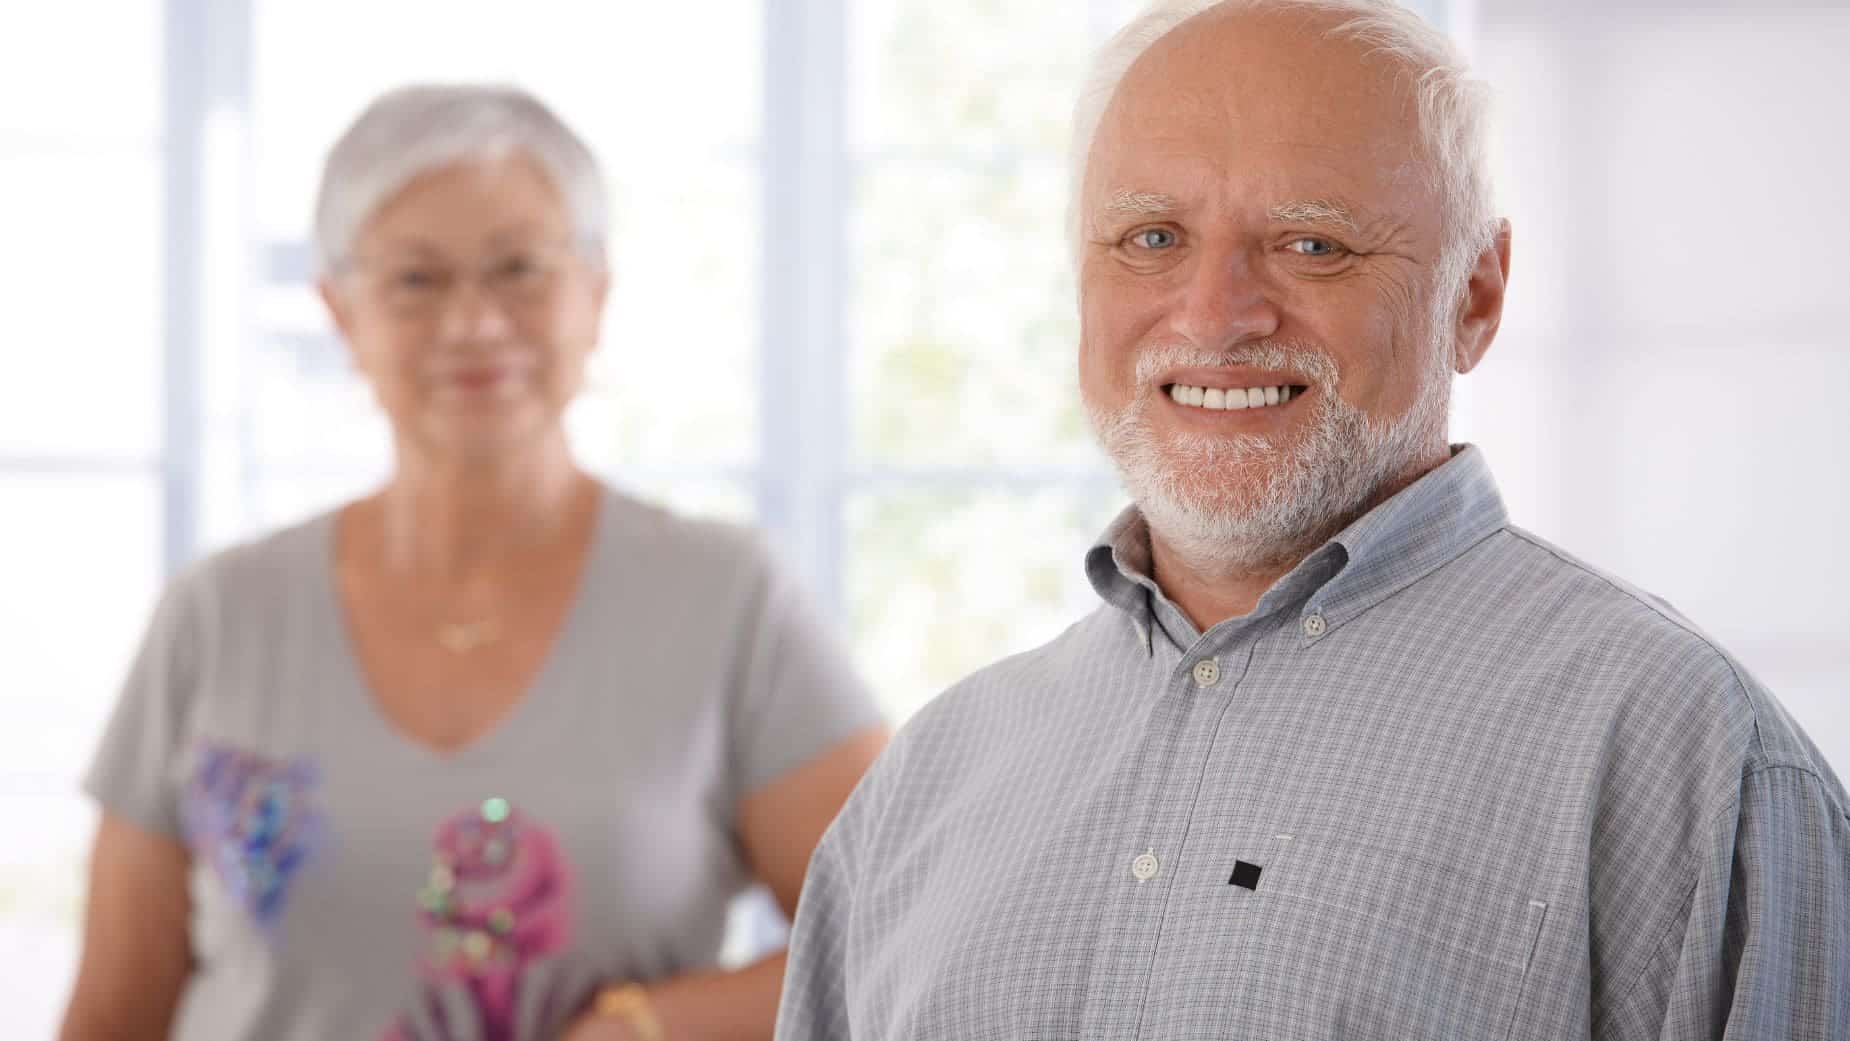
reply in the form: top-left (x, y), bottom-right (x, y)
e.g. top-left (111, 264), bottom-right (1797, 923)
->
top-left (314, 84), bottom-right (609, 274)
top-left (1071, 0), bottom-right (1497, 289)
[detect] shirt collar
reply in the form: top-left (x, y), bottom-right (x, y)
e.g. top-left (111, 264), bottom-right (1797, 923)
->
top-left (1084, 508), bottom-right (1165, 652)
top-left (1086, 444), bottom-right (1510, 652)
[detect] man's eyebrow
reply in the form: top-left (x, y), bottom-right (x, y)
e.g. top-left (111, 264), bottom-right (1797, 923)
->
top-left (1101, 189), bottom-right (1181, 218)
top-left (1268, 199), bottom-right (1362, 232)
top-left (1102, 193), bottom-right (1371, 231)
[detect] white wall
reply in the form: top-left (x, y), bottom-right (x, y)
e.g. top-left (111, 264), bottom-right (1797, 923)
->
top-left (1461, 0), bottom-right (1849, 770)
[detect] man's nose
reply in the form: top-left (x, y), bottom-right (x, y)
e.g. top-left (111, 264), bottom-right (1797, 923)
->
top-left (1170, 248), bottom-right (1281, 350)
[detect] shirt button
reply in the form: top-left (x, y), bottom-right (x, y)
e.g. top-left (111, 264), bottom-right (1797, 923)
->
top-left (1302, 612), bottom-right (1328, 638)
top-left (1131, 851), bottom-right (1160, 882)
top-left (1191, 658), bottom-right (1220, 687)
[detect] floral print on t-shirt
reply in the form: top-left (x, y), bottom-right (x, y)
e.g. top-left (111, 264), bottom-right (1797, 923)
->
top-left (183, 740), bottom-right (326, 931)
top-left (379, 799), bottom-right (586, 1041)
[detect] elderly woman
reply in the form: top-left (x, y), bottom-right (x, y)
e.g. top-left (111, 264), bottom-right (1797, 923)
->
top-left (58, 85), bottom-right (887, 1041)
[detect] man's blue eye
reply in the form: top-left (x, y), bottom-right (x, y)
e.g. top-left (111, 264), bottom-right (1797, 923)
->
top-left (1132, 228), bottom-right (1177, 249)
top-left (1290, 238), bottom-right (1339, 256)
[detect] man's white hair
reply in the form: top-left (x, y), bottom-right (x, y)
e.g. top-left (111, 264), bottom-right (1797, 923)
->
top-left (1070, 0), bottom-right (1498, 296)
top-left (314, 84), bottom-right (609, 274)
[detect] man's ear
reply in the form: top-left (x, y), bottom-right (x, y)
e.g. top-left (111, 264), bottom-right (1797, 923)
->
top-left (1455, 219), bottom-right (1512, 375)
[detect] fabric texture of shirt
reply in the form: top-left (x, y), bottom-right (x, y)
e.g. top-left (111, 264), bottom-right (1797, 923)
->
top-left (777, 445), bottom-right (1849, 1041)
top-left (85, 483), bottom-right (884, 1041)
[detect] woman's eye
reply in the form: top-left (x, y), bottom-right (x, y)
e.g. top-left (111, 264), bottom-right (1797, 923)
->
top-left (1288, 238), bottom-right (1342, 257)
top-left (1129, 228), bottom-right (1177, 250)
top-left (392, 270), bottom-right (442, 290)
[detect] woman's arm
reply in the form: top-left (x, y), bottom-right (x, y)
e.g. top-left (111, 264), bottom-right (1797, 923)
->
top-left (58, 812), bottom-right (195, 1041)
top-left (561, 725), bottom-right (888, 1041)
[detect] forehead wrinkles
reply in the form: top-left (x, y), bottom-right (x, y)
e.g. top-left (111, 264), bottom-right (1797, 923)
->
top-left (1085, 21), bottom-right (1441, 245)
top-left (1091, 133), bottom-right (1436, 243)
top-left (1098, 8), bottom-right (1427, 170)
top-left (1091, 92), bottom-right (1407, 200)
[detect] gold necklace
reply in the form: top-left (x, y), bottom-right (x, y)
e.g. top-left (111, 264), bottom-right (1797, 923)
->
top-left (435, 617), bottom-right (503, 654)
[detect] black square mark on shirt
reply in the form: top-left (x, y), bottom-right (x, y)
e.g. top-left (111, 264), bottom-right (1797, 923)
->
top-left (1229, 860), bottom-right (1263, 890)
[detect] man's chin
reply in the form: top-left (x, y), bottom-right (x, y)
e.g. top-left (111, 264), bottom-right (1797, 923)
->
top-left (1134, 494), bottom-right (1319, 575)
top-left (1140, 445), bottom-right (1287, 495)
top-left (1118, 452), bottom-right (1351, 573)
top-left (1135, 488), bottom-right (1263, 542)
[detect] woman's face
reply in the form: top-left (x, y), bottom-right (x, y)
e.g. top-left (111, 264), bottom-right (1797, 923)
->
top-left (322, 155), bottom-right (608, 468)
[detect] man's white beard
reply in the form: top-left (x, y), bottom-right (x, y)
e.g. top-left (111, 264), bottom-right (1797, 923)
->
top-left (1086, 337), bottom-right (1453, 576)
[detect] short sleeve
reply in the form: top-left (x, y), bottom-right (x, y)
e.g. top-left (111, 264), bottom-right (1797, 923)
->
top-left (1600, 763), bottom-right (1850, 1040)
top-left (81, 563), bottom-right (209, 839)
top-left (724, 536), bottom-right (884, 804)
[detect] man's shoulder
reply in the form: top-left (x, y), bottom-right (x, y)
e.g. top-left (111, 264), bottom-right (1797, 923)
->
top-left (1468, 525), bottom-right (1832, 778)
top-left (1468, 524), bottom-right (1738, 665)
top-left (912, 605), bottom-right (1123, 724)
top-left (828, 605), bottom-right (1130, 858)
top-left (863, 606), bottom-right (1125, 787)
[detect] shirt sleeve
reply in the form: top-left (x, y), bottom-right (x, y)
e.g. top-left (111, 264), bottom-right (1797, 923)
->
top-left (1603, 762), bottom-right (1850, 1040)
top-left (775, 821), bottom-right (857, 1041)
top-left (724, 534), bottom-right (885, 804)
top-left (80, 564), bottom-right (209, 840)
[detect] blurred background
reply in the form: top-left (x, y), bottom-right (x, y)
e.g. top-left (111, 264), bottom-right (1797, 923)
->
top-left (1, 0), bottom-right (1844, 1032)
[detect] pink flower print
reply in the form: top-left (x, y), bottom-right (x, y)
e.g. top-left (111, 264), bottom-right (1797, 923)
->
top-left (391, 797), bottom-right (578, 1041)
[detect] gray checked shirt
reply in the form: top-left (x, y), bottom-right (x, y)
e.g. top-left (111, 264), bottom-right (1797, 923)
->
top-left (777, 445), bottom-right (1849, 1041)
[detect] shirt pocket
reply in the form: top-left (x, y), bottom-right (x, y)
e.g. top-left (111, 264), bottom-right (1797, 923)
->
top-left (1239, 831), bottom-right (1548, 1041)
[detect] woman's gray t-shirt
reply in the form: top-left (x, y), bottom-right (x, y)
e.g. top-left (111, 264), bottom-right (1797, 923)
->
top-left (83, 486), bottom-right (884, 1041)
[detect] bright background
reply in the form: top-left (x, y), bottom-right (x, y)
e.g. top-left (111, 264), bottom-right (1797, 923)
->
top-left (2, 0), bottom-right (1845, 1032)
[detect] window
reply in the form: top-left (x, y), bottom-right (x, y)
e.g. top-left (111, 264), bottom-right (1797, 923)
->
top-left (845, 0), bottom-right (1139, 716)
top-left (0, 1), bottom-right (164, 1030)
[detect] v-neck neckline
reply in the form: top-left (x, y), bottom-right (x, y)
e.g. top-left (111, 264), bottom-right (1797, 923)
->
top-left (311, 483), bottom-right (611, 768)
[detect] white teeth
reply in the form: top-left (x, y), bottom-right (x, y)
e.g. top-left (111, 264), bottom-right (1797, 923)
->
top-left (1166, 383), bottom-right (1296, 411)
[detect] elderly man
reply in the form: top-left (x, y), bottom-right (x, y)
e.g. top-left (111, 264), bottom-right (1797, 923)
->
top-left (776, 0), bottom-right (1849, 1039)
